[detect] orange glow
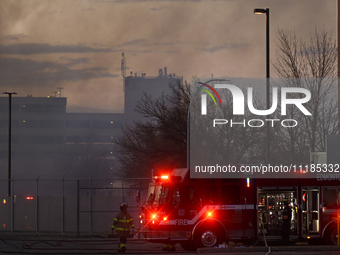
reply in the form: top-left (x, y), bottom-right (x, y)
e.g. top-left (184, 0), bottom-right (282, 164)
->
top-left (2, 199), bottom-right (6, 204)
top-left (307, 236), bottom-right (311, 239)
top-left (207, 211), bottom-right (212, 217)
top-left (163, 217), bottom-right (167, 221)
top-left (152, 214), bottom-right (156, 219)
top-left (26, 196), bottom-right (33, 200)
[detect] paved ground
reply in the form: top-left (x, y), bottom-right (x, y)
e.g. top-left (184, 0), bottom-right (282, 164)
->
top-left (1, 234), bottom-right (340, 254)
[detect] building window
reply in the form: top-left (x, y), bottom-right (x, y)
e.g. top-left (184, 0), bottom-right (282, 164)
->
top-left (21, 136), bottom-right (64, 144)
top-left (22, 120), bottom-right (64, 128)
top-left (0, 120), bottom-right (19, 128)
top-left (93, 121), bottom-right (120, 128)
top-left (65, 120), bottom-right (91, 128)
top-left (22, 104), bottom-right (65, 113)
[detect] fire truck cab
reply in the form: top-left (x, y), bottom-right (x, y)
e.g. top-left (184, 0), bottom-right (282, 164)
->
top-left (137, 168), bottom-right (340, 250)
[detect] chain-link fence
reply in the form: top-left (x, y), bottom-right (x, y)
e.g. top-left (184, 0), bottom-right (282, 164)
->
top-left (0, 177), bottom-right (150, 234)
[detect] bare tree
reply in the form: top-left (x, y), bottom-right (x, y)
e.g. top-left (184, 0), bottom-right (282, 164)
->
top-left (115, 79), bottom-right (268, 178)
top-left (115, 81), bottom-right (188, 178)
top-left (189, 82), bottom-right (264, 165)
top-left (272, 28), bottom-right (338, 163)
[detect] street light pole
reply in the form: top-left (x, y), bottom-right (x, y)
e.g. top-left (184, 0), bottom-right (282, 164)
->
top-left (254, 8), bottom-right (270, 164)
top-left (3, 92), bottom-right (17, 197)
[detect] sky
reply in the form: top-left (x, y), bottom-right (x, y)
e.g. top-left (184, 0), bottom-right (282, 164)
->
top-left (0, 0), bottom-right (336, 113)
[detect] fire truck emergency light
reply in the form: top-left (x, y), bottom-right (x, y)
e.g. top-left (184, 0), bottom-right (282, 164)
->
top-left (26, 196), bottom-right (34, 200)
top-left (207, 211), bottom-right (212, 217)
top-left (155, 175), bottom-right (169, 179)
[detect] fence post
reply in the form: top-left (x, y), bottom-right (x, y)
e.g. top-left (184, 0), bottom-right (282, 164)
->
top-left (89, 178), bottom-right (92, 235)
top-left (36, 175), bottom-right (40, 233)
top-left (62, 175), bottom-right (65, 234)
top-left (10, 177), bottom-right (14, 232)
top-left (77, 179), bottom-right (79, 237)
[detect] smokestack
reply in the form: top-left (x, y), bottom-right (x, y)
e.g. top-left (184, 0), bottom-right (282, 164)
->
top-left (164, 67), bottom-right (167, 77)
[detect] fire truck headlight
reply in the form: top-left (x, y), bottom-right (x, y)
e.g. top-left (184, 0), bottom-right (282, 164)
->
top-left (140, 220), bottom-right (143, 224)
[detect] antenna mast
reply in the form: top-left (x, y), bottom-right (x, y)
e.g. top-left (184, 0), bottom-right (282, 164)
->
top-left (121, 53), bottom-right (126, 91)
top-left (56, 87), bottom-right (64, 97)
top-left (121, 53), bottom-right (126, 78)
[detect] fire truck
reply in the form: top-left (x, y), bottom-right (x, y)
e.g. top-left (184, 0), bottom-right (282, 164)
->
top-left (136, 168), bottom-right (340, 250)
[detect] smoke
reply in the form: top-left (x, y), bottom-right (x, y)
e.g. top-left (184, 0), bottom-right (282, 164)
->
top-left (0, 0), bottom-right (336, 112)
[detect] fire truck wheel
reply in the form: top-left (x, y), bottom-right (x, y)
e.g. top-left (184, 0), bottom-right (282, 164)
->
top-left (194, 227), bottom-right (223, 248)
top-left (325, 227), bottom-right (338, 245)
top-left (180, 240), bottom-right (196, 251)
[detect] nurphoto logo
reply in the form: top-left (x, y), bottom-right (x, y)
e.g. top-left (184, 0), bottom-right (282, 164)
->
top-left (200, 83), bottom-right (312, 128)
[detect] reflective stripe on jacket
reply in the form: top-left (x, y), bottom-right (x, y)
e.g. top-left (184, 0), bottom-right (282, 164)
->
top-left (112, 211), bottom-right (135, 232)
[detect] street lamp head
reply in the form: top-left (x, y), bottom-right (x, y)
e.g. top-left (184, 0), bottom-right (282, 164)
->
top-left (254, 8), bottom-right (267, 14)
top-left (3, 92), bottom-right (17, 95)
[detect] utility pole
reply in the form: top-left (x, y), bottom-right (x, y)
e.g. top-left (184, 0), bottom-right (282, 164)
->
top-left (3, 92), bottom-right (17, 197)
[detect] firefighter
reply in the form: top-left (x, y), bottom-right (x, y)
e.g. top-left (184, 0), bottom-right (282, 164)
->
top-left (111, 203), bottom-right (135, 253)
top-left (281, 200), bottom-right (292, 245)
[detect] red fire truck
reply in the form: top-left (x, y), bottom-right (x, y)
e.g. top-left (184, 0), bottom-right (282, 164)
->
top-left (136, 168), bottom-right (340, 250)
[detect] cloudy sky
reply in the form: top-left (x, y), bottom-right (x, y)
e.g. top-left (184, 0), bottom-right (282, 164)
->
top-left (0, 0), bottom-right (336, 112)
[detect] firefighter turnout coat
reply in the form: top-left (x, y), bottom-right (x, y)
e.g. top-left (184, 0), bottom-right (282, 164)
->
top-left (112, 211), bottom-right (135, 232)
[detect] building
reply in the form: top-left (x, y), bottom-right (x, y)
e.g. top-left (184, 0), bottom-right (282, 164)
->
top-left (124, 67), bottom-right (183, 124)
top-left (0, 96), bottom-right (124, 178)
top-left (0, 68), bottom-right (183, 178)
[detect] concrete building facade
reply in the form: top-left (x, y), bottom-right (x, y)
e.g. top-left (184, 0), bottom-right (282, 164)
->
top-left (124, 67), bottom-right (183, 124)
top-left (0, 96), bottom-right (123, 178)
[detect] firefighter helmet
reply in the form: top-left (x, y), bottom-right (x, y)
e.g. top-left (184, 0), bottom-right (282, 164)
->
top-left (120, 203), bottom-right (128, 211)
